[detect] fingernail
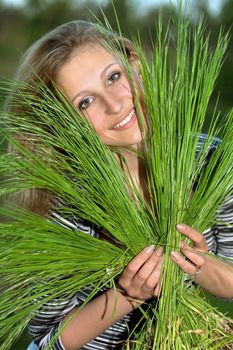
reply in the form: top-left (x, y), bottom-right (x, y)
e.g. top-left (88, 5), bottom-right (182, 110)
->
top-left (144, 245), bottom-right (155, 254)
top-left (176, 224), bottom-right (186, 231)
top-left (155, 247), bottom-right (163, 256)
top-left (179, 241), bottom-right (184, 248)
top-left (171, 251), bottom-right (179, 260)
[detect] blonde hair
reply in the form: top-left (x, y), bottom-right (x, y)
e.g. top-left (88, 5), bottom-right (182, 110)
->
top-left (8, 20), bottom-right (138, 215)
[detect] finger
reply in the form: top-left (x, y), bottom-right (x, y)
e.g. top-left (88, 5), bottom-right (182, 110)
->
top-left (180, 240), bottom-right (196, 252)
top-left (134, 247), bottom-right (163, 287)
top-left (171, 251), bottom-right (204, 275)
top-left (143, 253), bottom-right (163, 290)
top-left (176, 224), bottom-right (208, 252)
top-left (181, 248), bottom-right (205, 267)
top-left (154, 279), bottom-right (162, 297)
top-left (122, 245), bottom-right (155, 280)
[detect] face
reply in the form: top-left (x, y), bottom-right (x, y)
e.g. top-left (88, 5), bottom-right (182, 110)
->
top-left (57, 44), bottom-right (142, 147)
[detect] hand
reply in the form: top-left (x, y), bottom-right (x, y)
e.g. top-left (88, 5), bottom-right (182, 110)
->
top-left (170, 224), bottom-right (208, 280)
top-left (170, 224), bottom-right (233, 298)
top-left (117, 245), bottom-right (163, 301)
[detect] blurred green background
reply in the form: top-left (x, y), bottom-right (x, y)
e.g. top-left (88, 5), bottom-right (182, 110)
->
top-left (1, 0), bottom-right (233, 113)
top-left (0, 0), bottom-right (232, 348)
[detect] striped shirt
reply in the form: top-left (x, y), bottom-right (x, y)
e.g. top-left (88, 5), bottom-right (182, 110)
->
top-left (29, 135), bottom-right (233, 349)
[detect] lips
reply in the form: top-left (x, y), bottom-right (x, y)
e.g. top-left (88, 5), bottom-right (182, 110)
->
top-left (111, 109), bottom-right (136, 130)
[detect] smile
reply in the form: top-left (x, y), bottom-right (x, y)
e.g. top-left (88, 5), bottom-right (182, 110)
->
top-left (111, 109), bottom-right (136, 130)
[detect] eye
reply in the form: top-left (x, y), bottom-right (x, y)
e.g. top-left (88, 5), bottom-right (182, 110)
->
top-left (107, 72), bottom-right (121, 85)
top-left (79, 96), bottom-right (94, 110)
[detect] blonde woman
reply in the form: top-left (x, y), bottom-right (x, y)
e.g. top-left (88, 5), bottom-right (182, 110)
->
top-left (7, 20), bottom-right (233, 350)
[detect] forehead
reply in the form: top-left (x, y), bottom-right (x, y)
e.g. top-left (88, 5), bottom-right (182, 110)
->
top-left (66, 43), bottom-right (118, 68)
top-left (58, 44), bottom-right (119, 78)
top-left (56, 44), bottom-right (121, 98)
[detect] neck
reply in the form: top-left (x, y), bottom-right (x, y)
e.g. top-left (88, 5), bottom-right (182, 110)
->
top-left (118, 144), bottom-right (148, 200)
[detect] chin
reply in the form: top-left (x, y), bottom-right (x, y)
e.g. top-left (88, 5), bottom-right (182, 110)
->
top-left (102, 130), bottom-right (143, 148)
top-left (128, 132), bottom-right (143, 146)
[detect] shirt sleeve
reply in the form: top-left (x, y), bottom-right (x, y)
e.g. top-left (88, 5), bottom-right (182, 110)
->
top-left (28, 285), bottom-right (132, 350)
top-left (203, 195), bottom-right (233, 259)
top-left (29, 294), bottom-right (78, 350)
top-left (28, 208), bottom-right (101, 349)
top-left (28, 210), bottom-right (133, 349)
top-left (212, 195), bottom-right (233, 260)
top-left (203, 195), bottom-right (233, 301)
top-left (197, 134), bottom-right (233, 260)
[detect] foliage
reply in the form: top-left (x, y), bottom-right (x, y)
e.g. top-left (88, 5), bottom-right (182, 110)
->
top-left (0, 6), bottom-right (233, 350)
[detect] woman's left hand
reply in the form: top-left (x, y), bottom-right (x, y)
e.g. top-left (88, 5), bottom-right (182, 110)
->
top-left (170, 224), bottom-right (208, 281)
top-left (170, 223), bottom-right (233, 298)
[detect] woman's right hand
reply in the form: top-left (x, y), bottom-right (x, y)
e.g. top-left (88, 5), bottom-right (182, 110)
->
top-left (117, 245), bottom-right (163, 302)
top-left (60, 245), bottom-right (163, 350)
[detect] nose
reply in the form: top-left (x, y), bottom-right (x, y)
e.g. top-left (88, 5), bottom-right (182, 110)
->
top-left (103, 91), bottom-right (122, 115)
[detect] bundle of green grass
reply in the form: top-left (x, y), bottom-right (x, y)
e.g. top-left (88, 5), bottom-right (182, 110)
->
top-left (0, 7), bottom-right (233, 350)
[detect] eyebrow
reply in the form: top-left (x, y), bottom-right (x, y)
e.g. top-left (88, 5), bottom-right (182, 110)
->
top-left (100, 62), bottom-right (118, 79)
top-left (71, 61), bottom-right (119, 103)
top-left (72, 90), bottom-right (90, 103)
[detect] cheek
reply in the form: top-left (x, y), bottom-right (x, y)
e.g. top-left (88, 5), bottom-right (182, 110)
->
top-left (84, 111), bottom-right (104, 136)
top-left (119, 78), bottom-right (133, 96)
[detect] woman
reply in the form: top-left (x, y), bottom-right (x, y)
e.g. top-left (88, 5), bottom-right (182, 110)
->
top-left (7, 20), bottom-right (233, 350)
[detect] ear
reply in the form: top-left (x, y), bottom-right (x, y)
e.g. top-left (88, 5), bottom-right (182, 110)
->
top-left (129, 54), bottom-right (140, 71)
top-left (129, 56), bottom-right (142, 85)
top-left (129, 56), bottom-right (143, 84)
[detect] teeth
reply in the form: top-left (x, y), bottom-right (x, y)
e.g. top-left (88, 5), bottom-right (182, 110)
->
top-left (113, 109), bottom-right (135, 129)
